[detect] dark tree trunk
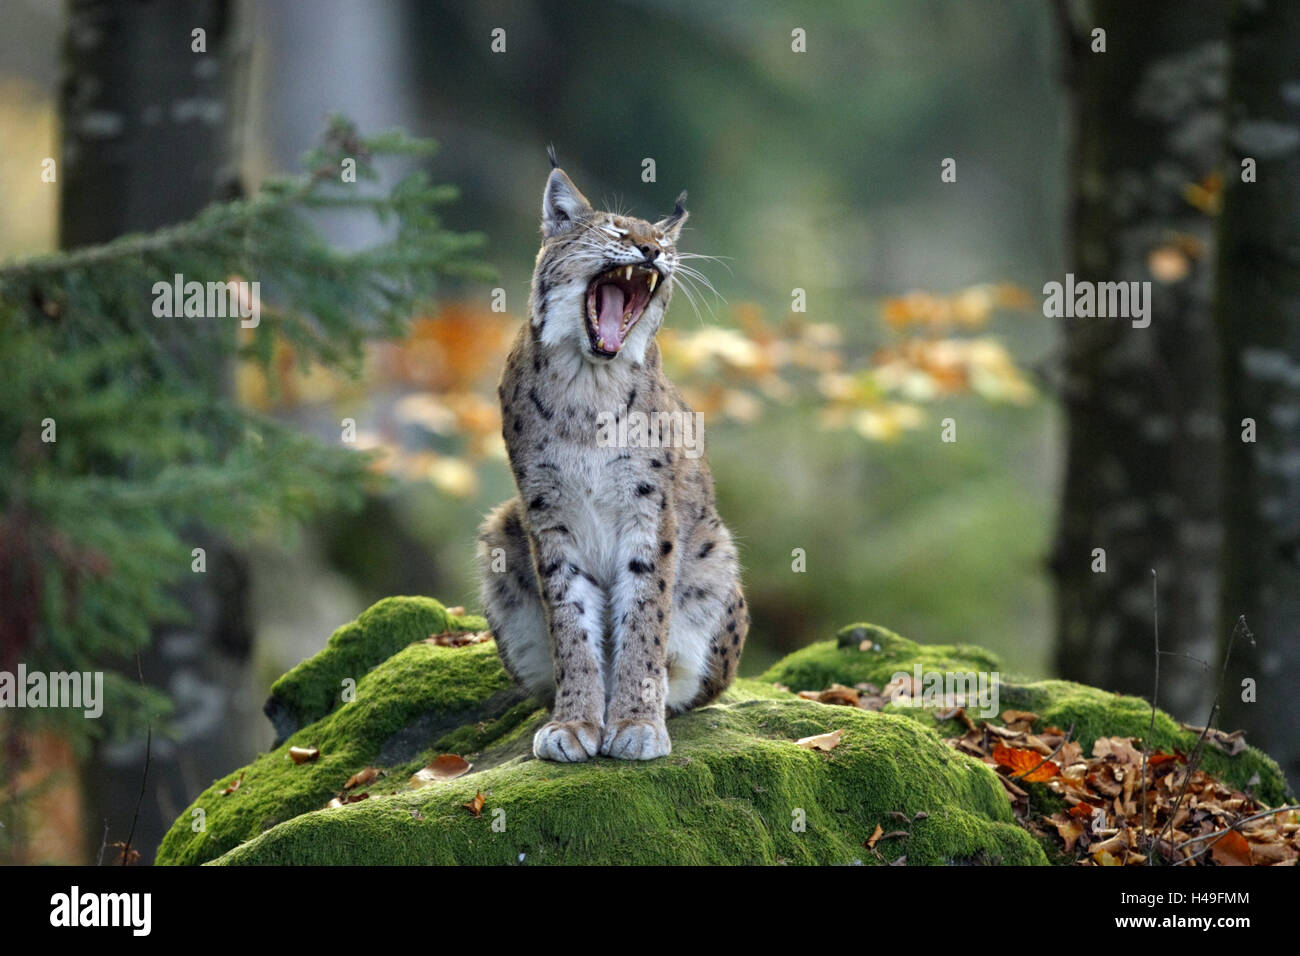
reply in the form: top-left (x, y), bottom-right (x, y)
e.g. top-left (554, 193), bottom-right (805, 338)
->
top-left (59, 0), bottom-right (255, 863)
top-left (60, 0), bottom-right (245, 245)
top-left (1216, 0), bottom-right (1300, 791)
top-left (1052, 1), bottom-right (1226, 719)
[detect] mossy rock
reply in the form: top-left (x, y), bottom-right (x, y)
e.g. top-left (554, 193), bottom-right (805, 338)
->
top-left (262, 596), bottom-right (491, 742)
top-left (156, 600), bottom-right (1290, 865)
top-left (764, 624), bottom-right (1292, 806)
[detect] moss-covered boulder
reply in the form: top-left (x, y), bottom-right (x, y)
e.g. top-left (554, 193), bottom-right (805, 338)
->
top-left (764, 624), bottom-right (1292, 806)
top-left (156, 599), bottom-right (1290, 865)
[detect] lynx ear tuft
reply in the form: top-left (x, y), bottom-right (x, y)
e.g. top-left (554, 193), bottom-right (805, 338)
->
top-left (541, 166), bottom-right (592, 238)
top-left (656, 190), bottom-right (689, 242)
top-left (547, 143), bottom-right (559, 169)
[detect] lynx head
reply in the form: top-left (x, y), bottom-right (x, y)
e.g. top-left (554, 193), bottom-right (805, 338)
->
top-left (531, 154), bottom-right (688, 365)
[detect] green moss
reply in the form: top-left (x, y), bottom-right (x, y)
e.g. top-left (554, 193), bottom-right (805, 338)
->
top-left (998, 680), bottom-right (1291, 805)
top-left (156, 611), bottom-right (513, 866)
top-left (206, 678), bottom-right (1045, 866)
top-left (265, 596), bottom-right (486, 736)
top-left (761, 623), bottom-right (1002, 692)
top-left (157, 603), bottom-right (1290, 866)
top-left (765, 631), bottom-right (1292, 807)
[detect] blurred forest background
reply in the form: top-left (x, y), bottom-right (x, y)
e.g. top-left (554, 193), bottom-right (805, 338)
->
top-left (2, 0), bottom-right (1296, 863)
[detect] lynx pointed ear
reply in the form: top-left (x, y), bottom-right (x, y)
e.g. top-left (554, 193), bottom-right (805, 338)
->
top-left (542, 166), bottom-right (592, 238)
top-left (655, 190), bottom-right (689, 242)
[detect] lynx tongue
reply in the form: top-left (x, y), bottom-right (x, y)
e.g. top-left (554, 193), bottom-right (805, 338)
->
top-left (596, 282), bottom-right (627, 352)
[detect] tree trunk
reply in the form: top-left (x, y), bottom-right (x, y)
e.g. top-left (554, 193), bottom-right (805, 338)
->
top-left (59, 0), bottom-right (255, 863)
top-left (1052, 0), bottom-right (1226, 720)
top-left (1216, 0), bottom-right (1300, 791)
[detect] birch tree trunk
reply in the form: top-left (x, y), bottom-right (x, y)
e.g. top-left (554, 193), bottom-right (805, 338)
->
top-left (1215, 0), bottom-right (1300, 790)
top-left (1052, 0), bottom-right (1225, 719)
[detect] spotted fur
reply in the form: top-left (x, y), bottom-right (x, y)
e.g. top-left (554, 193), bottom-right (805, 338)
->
top-left (476, 162), bottom-right (748, 761)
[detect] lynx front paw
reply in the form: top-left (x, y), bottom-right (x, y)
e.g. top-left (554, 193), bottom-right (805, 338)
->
top-left (600, 718), bottom-right (671, 760)
top-left (533, 720), bottom-right (602, 762)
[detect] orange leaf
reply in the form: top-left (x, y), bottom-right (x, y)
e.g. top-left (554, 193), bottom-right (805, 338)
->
top-left (410, 754), bottom-right (473, 787)
top-left (992, 744), bottom-right (1059, 782)
top-left (1209, 830), bottom-right (1252, 867)
top-left (462, 792), bottom-right (486, 817)
top-left (345, 766), bottom-right (381, 790)
top-left (221, 771), bottom-right (245, 795)
top-left (865, 823), bottom-right (884, 849)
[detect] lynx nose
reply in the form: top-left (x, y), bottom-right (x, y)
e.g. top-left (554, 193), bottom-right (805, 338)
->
top-left (638, 243), bottom-right (660, 262)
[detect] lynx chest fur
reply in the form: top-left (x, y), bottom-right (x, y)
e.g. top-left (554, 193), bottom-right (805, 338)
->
top-left (476, 157), bottom-right (748, 762)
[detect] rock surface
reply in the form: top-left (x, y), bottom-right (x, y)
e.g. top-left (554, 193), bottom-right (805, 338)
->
top-left (155, 597), bottom-right (1290, 865)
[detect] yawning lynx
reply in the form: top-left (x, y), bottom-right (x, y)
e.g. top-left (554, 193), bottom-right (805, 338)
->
top-left (476, 154), bottom-right (748, 761)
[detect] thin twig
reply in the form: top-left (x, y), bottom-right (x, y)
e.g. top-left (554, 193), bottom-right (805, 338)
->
top-left (1156, 616), bottom-right (1254, 853)
top-left (1176, 804), bottom-right (1300, 848)
top-left (1142, 570), bottom-right (1158, 849)
top-left (95, 818), bottom-right (109, 867)
top-left (1173, 805), bottom-right (1300, 866)
top-left (119, 652), bottom-right (152, 866)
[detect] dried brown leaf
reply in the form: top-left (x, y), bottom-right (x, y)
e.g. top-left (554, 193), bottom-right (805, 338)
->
top-left (288, 746), bottom-right (320, 765)
top-left (411, 754), bottom-right (473, 787)
top-left (796, 728), bottom-right (844, 751)
top-left (345, 766), bottom-right (381, 789)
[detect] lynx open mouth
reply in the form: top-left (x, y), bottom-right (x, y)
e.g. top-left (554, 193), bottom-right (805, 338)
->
top-left (585, 264), bottom-right (660, 357)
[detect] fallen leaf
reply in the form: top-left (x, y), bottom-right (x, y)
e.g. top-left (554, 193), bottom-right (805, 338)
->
top-left (1147, 751), bottom-right (1183, 767)
top-left (1000, 709), bottom-right (1040, 726)
top-left (344, 792), bottom-right (369, 804)
top-left (992, 744), bottom-right (1058, 782)
top-left (288, 746), bottom-right (320, 764)
top-left (1048, 813), bottom-right (1086, 852)
top-left (345, 766), bottom-right (381, 789)
top-left (410, 754), bottom-right (473, 788)
top-left (462, 791), bottom-right (486, 817)
top-left (110, 842), bottom-right (141, 865)
top-left (866, 823), bottom-right (884, 849)
top-left (1209, 830), bottom-right (1252, 867)
top-left (444, 606), bottom-right (466, 616)
top-left (1091, 737), bottom-right (1142, 765)
top-left (798, 684), bottom-right (860, 707)
top-left (221, 771), bottom-right (245, 795)
top-left (425, 630), bottom-right (492, 648)
top-left (796, 729), bottom-right (844, 751)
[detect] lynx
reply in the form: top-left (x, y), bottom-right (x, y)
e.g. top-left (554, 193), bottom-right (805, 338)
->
top-left (476, 154), bottom-right (748, 761)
